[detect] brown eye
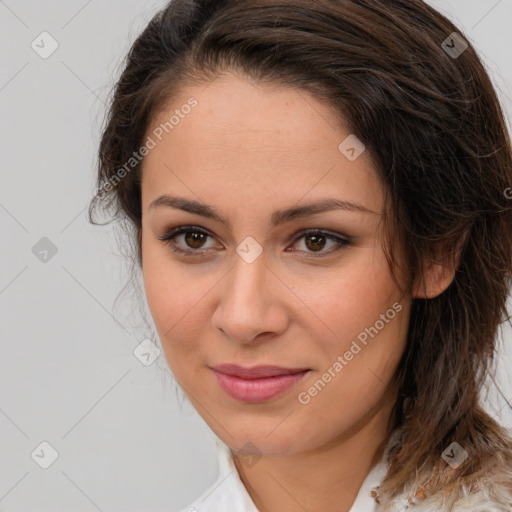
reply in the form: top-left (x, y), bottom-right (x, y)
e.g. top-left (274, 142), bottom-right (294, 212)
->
top-left (183, 231), bottom-right (208, 249)
top-left (157, 225), bottom-right (216, 255)
top-left (304, 233), bottom-right (327, 252)
top-left (158, 226), bottom-right (351, 258)
top-left (290, 229), bottom-right (351, 256)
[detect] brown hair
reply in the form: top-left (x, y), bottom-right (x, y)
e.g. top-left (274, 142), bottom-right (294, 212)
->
top-left (89, 0), bottom-right (512, 503)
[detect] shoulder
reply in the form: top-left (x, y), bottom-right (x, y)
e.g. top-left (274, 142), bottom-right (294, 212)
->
top-left (376, 446), bottom-right (512, 512)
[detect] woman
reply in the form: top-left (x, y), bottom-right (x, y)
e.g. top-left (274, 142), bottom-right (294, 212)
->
top-left (89, 0), bottom-right (512, 510)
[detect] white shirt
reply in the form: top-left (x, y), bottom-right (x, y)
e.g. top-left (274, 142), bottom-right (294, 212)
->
top-left (178, 438), bottom-right (389, 512)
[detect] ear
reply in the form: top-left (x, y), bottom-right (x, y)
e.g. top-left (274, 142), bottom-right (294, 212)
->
top-left (412, 236), bottom-right (464, 299)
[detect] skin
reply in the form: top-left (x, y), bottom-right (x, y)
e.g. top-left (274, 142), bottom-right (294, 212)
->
top-left (140, 70), bottom-right (455, 512)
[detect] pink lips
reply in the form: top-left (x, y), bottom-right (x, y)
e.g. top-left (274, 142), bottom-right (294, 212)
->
top-left (210, 364), bottom-right (310, 402)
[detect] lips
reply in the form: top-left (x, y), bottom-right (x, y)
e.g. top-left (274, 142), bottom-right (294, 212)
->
top-left (212, 363), bottom-right (310, 379)
top-left (210, 364), bottom-right (311, 402)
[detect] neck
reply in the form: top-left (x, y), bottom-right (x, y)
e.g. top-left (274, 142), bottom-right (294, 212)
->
top-left (233, 392), bottom-right (396, 512)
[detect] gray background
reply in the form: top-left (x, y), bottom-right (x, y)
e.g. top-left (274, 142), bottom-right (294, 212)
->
top-left (1, 1), bottom-right (511, 511)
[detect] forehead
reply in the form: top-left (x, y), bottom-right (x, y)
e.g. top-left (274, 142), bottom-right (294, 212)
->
top-left (148, 71), bottom-right (350, 153)
top-left (141, 71), bottom-right (384, 216)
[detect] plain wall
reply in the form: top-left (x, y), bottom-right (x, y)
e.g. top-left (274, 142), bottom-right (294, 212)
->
top-left (1, 1), bottom-right (511, 510)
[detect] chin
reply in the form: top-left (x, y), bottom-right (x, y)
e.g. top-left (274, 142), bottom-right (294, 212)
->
top-left (211, 418), bottom-right (305, 456)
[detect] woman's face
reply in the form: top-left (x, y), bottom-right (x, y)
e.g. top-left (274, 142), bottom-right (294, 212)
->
top-left (141, 70), bottom-right (412, 456)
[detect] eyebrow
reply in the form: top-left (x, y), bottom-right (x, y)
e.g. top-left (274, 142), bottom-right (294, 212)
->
top-left (148, 195), bottom-right (379, 229)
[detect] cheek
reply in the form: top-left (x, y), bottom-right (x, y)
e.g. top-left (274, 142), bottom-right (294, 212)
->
top-left (298, 286), bottom-right (409, 439)
top-left (141, 239), bottom-right (215, 366)
top-left (323, 273), bottom-right (408, 392)
top-left (142, 240), bottom-right (174, 325)
top-left (142, 239), bottom-right (189, 345)
top-left (304, 250), bottom-right (403, 349)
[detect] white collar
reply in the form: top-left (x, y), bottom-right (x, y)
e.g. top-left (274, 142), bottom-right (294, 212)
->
top-left (180, 438), bottom-right (390, 512)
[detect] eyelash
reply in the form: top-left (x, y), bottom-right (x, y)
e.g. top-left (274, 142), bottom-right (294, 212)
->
top-left (157, 225), bottom-right (351, 257)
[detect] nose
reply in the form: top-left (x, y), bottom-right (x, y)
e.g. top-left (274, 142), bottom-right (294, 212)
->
top-left (211, 250), bottom-right (289, 345)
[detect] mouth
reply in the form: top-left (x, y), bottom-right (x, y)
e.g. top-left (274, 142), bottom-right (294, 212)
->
top-left (210, 364), bottom-right (311, 402)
